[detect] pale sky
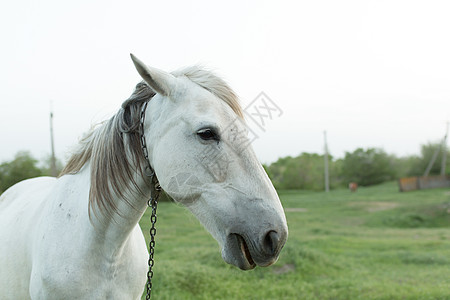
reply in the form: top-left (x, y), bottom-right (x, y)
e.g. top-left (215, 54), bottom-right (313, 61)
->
top-left (1, 0), bottom-right (449, 165)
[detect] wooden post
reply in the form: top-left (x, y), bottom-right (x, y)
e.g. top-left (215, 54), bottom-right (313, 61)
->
top-left (441, 122), bottom-right (448, 176)
top-left (49, 103), bottom-right (57, 177)
top-left (324, 131), bottom-right (330, 192)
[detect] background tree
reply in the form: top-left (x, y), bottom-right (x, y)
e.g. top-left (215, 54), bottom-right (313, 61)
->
top-left (266, 153), bottom-right (342, 191)
top-left (0, 151), bottom-right (44, 193)
top-left (406, 142), bottom-right (450, 176)
top-left (390, 155), bottom-right (421, 178)
top-left (340, 148), bottom-right (396, 186)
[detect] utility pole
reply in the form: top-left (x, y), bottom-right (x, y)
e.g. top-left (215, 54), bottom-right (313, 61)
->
top-left (441, 122), bottom-right (448, 176)
top-left (423, 147), bottom-right (439, 177)
top-left (49, 102), bottom-right (57, 177)
top-left (324, 131), bottom-right (330, 192)
top-left (424, 122), bottom-right (449, 177)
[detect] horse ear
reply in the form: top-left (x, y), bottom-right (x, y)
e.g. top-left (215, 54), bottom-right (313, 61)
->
top-left (130, 54), bottom-right (176, 96)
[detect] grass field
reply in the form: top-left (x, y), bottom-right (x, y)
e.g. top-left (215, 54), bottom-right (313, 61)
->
top-left (139, 182), bottom-right (450, 299)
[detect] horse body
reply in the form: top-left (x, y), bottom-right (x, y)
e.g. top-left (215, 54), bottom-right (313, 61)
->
top-left (0, 55), bottom-right (288, 298)
top-left (0, 177), bottom-right (55, 298)
top-left (0, 168), bottom-right (148, 299)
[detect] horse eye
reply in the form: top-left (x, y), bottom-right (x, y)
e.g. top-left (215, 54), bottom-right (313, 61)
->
top-left (197, 129), bottom-right (219, 141)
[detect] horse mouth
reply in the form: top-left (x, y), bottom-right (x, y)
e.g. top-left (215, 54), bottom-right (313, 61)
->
top-left (236, 234), bottom-right (256, 268)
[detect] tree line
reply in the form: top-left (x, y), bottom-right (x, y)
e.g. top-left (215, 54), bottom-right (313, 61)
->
top-left (1, 142), bottom-right (449, 194)
top-left (265, 142), bottom-right (450, 191)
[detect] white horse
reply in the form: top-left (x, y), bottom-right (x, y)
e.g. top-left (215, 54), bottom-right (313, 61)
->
top-left (0, 55), bottom-right (288, 299)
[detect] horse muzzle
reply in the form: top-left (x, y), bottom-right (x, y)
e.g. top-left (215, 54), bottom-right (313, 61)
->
top-left (222, 227), bottom-right (288, 270)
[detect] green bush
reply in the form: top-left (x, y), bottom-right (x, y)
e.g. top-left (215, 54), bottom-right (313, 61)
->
top-left (0, 151), bottom-right (44, 193)
top-left (340, 148), bottom-right (397, 186)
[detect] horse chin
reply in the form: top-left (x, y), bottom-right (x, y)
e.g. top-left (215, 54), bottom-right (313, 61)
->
top-left (222, 234), bottom-right (257, 270)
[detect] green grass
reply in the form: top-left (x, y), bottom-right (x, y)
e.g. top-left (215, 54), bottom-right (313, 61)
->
top-left (139, 182), bottom-right (450, 299)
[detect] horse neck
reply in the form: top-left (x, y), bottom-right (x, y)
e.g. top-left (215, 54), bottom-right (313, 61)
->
top-left (85, 160), bottom-right (151, 258)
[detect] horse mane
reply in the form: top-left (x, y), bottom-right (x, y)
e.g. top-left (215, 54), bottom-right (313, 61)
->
top-left (59, 66), bottom-right (242, 217)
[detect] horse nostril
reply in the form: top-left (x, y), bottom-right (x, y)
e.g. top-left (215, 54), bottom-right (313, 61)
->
top-left (263, 230), bottom-right (280, 255)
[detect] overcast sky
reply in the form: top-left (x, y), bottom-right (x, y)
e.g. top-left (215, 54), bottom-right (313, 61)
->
top-left (1, 0), bottom-right (449, 165)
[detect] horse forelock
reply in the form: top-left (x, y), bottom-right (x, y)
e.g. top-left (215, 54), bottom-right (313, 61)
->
top-left (59, 65), bottom-right (243, 218)
top-left (172, 66), bottom-right (244, 119)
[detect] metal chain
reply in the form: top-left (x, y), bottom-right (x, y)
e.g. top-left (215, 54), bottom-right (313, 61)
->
top-left (145, 182), bottom-right (160, 300)
top-left (139, 100), bottom-right (162, 300)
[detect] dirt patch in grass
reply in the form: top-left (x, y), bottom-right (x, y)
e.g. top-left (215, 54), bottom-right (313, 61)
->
top-left (349, 201), bottom-right (399, 212)
top-left (273, 263), bottom-right (295, 274)
top-left (285, 208), bottom-right (308, 212)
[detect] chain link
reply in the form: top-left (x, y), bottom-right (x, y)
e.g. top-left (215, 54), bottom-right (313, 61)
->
top-left (140, 100), bottom-right (162, 300)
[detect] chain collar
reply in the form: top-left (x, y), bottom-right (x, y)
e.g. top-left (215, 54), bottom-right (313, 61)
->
top-left (139, 100), bottom-right (162, 300)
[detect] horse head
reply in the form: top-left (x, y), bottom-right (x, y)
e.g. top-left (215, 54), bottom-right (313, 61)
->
top-left (131, 54), bottom-right (288, 270)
